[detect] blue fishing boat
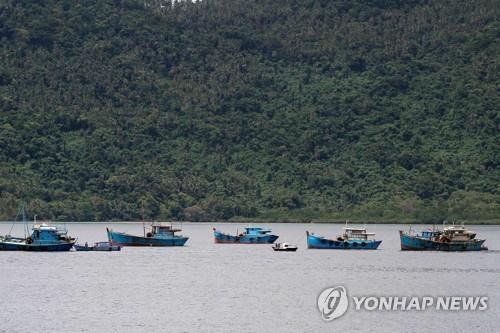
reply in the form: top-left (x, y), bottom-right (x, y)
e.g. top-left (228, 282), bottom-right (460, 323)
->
top-left (0, 207), bottom-right (75, 251)
top-left (107, 223), bottom-right (188, 246)
top-left (306, 227), bottom-right (382, 249)
top-left (399, 225), bottom-right (487, 251)
top-left (213, 227), bottom-right (279, 244)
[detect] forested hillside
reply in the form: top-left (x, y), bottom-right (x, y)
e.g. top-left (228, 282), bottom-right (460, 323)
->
top-left (0, 0), bottom-right (498, 222)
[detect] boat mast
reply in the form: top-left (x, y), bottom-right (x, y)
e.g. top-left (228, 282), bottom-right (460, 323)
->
top-left (141, 200), bottom-right (146, 237)
top-left (23, 206), bottom-right (29, 237)
top-left (8, 204), bottom-right (22, 236)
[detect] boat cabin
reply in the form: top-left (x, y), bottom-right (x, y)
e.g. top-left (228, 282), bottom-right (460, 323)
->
top-left (32, 223), bottom-right (70, 242)
top-left (442, 226), bottom-right (476, 241)
top-left (245, 227), bottom-right (272, 235)
top-left (419, 230), bottom-right (440, 239)
top-left (150, 224), bottom-right (181, 236)
top-left (342, 227), bottom-right (375, 240)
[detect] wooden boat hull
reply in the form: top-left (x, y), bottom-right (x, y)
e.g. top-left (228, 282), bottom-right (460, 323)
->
top-left (306, 231), bottom-right (381, 249)
top-left (73, 245), bottom-right (93, 251)
top-left (107, 229), bottom-right (188, 247)
top-left (399, 231), bottom-right (485, 251)
top-left (93, 245), bottom-right (121, 251)
top-left (74, 244), bottom-right (121, 251)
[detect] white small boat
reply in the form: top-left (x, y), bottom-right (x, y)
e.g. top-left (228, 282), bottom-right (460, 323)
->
top-left (272, 242), bottom-right (298, 252)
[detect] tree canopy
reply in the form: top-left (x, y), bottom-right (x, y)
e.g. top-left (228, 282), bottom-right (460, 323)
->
top-left (0, 0), bottom-right (498, 222)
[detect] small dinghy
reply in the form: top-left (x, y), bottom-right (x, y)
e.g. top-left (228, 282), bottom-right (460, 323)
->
top-left (272, 242), bottom-right (298, 252)
top-left (74, 241), bottom-right (121, 251)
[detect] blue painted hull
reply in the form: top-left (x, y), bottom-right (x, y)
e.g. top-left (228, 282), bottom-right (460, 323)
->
top-left (306, 232), bottom-right (381, 249)
top-left (399, 231), bottom-right (485, 251)
top-left (214, 230), bottom-right (278, 244)
top-left (107, 230), bottom-right (188, 247)
top-left (0, 241), bottom-right (75, 251)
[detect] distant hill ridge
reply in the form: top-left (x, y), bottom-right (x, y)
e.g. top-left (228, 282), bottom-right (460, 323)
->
top-left (0, 0), bottom-right (498, 222)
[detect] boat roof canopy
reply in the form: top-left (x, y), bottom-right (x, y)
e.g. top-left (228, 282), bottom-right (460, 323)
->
top-left (245, 227), bottom-right (271, 233)
top-left (444, 226), bottom-right (467, 231)
top-left (151, 223), bottom-right (180, 228)
top-left (343, 227), bottom-right (367, 231)
top-left (33, 223), bottom-right (57, 230)
top-left (152, 224), bottom-right (181, 232)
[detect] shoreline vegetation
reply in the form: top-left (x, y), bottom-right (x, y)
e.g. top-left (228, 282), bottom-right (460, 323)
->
top-left (1, 219), bottom-right (498, 225)
top-left (0, 0), bottom-right (498, 223)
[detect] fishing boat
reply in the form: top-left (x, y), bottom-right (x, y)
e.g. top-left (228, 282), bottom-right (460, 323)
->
top-left (0, 207), bottom-right (75, 251)
top-left (399, 225), bottom-right (487, 251)
top-left (213, 227), bottom-right (279, 244)
top-left (272, 242), bottom-right (298, 252)
top-left (74, 241), bottom-right (121, 251)
top-left (106, 223), bottom-right (188, 246)
top-left (306, 227), bottom-right (382, 249)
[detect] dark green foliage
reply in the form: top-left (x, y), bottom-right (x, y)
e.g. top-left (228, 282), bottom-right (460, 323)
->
top-left (0, 0), bottom-right (499, 222)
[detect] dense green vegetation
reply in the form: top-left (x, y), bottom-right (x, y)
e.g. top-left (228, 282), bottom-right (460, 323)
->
top-left (0, 0), bottom-right (498, 222)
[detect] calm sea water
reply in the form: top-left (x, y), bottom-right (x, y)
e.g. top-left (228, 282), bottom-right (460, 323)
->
top-left (0, 222), bottom-right (498, 333)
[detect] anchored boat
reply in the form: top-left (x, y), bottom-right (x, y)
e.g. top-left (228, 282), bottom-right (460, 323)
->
top-left (272, 242), bottom-right (298, 252)
top-left (0, 223), bottom-right (76, 252)
top-left (74, 241), bottom-right (121, 251)
top-left (399, 225), bottom-right (487, 251)
top-left (0, 207), bottom-right (75, 251)
top-left (107, 223), bottom-right (188, 247)
top-left (306, 227), bottom-right (382, 249)
top-left (213, 227), bottom-right (279, 244)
